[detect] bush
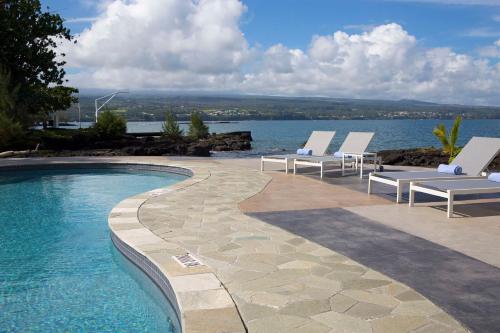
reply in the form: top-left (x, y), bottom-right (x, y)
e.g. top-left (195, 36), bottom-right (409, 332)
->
top-left (0, 112), bottom-right (24, 151)
top-left (161, 111), bottom-right (183, 140)
top-left (93, 111), bottom-right (127, 139)
top-left (188, 112), bottom-right (209, 139)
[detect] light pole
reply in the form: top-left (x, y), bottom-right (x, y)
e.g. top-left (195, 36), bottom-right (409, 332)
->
top-left (77, 92), bottom-right (81, 129)
top-left (94, 91), bottom-right (129, 122)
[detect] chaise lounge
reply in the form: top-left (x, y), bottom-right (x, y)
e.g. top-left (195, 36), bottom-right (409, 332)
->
top-left (293, 132), bottom-right (376, 179)
top-left (409, 175), bottom-right (500, 218)
top-left (260, 131), bottom-right (336, 174)
top-left (368, 137), bottom-right (500, 203)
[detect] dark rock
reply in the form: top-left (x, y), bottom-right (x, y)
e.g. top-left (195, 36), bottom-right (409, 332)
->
top-left (378, 147), bottom-right (500, 171)
top-left (20, 129), bottom-right (252, 157)
top-left (207, 132), bottom-right (252, 152)
top-left (187, 141), bottom-right (211, 156)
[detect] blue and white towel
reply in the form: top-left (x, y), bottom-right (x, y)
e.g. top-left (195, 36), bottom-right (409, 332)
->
top-left (333, 151), bottom-right (353, 158)
top-left (437, 164), bottom-right (462, 175)
top-left (488, 173), bottom-right (500, 183)
top-left (296, 148), bottom-right (312, 156)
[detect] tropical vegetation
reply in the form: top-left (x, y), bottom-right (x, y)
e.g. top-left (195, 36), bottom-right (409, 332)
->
top-left (188, 112), bottom-right (209, 139)
top-left (93, 111), bottom-right (127, 139)
top-left (433, 115), bottom-right (462, 163)
top-left (162, 111), bottom-right (183, 140)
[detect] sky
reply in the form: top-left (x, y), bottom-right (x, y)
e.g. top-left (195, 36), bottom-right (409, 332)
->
top-left (42, 0), bottom-right (500, 105)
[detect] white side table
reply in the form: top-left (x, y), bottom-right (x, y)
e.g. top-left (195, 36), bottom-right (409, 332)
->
top-left (343, 152), bottom-right (381, 178)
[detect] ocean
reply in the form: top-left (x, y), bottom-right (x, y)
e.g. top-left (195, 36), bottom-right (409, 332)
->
top-left (72, 119), bottom-right (500, 156)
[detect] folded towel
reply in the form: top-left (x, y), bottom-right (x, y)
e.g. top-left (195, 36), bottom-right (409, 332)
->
top-left (437, 164), bottom-right (462, 175)
top-left (333, 151), bottom-right (353, 159)
top-left (296, 148), bottom-right (312, 155)
top-left (488, 173), bottom-right (500, 183)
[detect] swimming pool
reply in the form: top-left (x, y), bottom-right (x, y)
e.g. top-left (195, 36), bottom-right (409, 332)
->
top-left (0, 166), bottom-right (187, 332)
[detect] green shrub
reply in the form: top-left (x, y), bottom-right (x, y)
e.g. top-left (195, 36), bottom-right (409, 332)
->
top-left (0, 112), bottom-right (24, 150)
top-left (432, 115), bottom-right (462, 163)
top-left (188, 112), bottom-right (209, 139)
top-left (162, 111), bottom-right (183, 140)
top-left (93, 111), bottom-right (127, 139)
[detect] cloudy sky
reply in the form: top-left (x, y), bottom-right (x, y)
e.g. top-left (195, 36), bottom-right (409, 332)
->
top-left (44, 0), bottom-right (500, 105)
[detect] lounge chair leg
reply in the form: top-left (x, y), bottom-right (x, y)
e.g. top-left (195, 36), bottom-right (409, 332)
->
top-left (285, 159), bottom-right (289, 174)
top-left (320, 162), bottom-right (324, 179)
top-left (396, 181), bottom-right (403, 203)
top-left (368, 175), bottom-right (372, 194)
top-left (409, 185), bottom-right (415, 207)
top-left (447, 193), bottom-right (454, 218)
top-left (261, 158), bottom-right (264, 172)
top-left (359, 155), bottom-right (364, 179)
top-left (293, 160), bottom-right (297, 175)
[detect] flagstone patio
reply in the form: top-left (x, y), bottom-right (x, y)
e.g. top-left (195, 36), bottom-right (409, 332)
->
top-left (0, 157), bottom-right (483, 333)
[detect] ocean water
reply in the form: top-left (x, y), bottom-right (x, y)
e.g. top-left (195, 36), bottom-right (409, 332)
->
top-left (72, 119), bottom-right (500, 156)
top-left (0, 168), bottom-right (186, 332)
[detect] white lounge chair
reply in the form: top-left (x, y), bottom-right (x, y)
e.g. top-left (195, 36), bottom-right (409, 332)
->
top-left (409, 178), bottom-right (500, 218)
top-left (293, 132), bottom-right (376, 179)
top-left (260, 131), bottom-right (336, 174)
top-left (368, 137), bottom-right (500, 203)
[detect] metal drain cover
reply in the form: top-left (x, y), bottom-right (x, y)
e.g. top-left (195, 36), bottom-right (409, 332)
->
top-left (173, 253), bottom-right (204, 268)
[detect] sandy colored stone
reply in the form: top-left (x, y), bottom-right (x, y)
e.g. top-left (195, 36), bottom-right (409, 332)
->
top-left (329, 294), bottom-right (358, 313)
top-left (395, 290), bottom-right (426, 302)
top-left (392, 301), bottom-right (442, 316)
top-left (177, 289), bottom-right (234, 311)
top-left (247, 314), bottom-right (309, 333)
top-left (371, 315), bottom-right (428, 333)
top-left (279, 299), bottom-right (331, 317)
top-left (183, 307), bottom-right (245, 333)
top-left (311, 311), bottom-right (372, 332)
top-left (341, 289), bottom-right (400, 308)
top-left (344, 302), bottom-right (393, 319)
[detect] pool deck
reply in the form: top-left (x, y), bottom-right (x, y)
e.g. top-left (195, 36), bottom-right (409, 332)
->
top-left (2, 156), bottom-right (500, 332)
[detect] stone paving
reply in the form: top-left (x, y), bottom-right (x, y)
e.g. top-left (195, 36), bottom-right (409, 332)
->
top-left (0, 157), bottom-right (469, 333)
top-left (134, 160), bottom-right (467, 333)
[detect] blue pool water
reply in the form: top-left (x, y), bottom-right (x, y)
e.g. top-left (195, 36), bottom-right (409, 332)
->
top-left (0, 167), bottom-right (186, 332)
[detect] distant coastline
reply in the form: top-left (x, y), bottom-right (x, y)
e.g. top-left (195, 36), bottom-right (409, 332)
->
top-left (62, 94), bottom-right (500, 123)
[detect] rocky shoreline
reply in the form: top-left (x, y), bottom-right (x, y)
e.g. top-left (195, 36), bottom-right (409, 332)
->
top-left (378, 147), bottom-right (500, 171)
top-left (3, 131), bottom-right (252, 158)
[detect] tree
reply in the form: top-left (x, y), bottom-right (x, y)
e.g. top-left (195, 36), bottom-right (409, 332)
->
top-left (0, 66), bottom-right (20, 113)
top-left (162, 111), bottom-right (183, 140)
top-left (0, 0), bottom-right (77, 125)
top-left (0, 112), bottom-right (24, 151)
top-left (93, 111), bottom-right (127, 139)
top-left (433, 115), bottom-right (462, 163)
top-left (188, 112), bottom-right (209, 139)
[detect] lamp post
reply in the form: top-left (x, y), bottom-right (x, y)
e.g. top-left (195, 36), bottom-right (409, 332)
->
top-left (77, 92), bottom-right (81, 129)
top-left (94, 91), bottom-right (129, 122)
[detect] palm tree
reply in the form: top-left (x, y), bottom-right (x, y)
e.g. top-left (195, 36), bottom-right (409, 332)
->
top-left (432, 115), bottom-right (462, 163)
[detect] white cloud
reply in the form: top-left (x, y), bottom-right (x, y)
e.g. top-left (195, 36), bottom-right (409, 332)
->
top-left (478, 39), bottom-right (500, 57)
top-left (64, 0), bottom-right (249, 87)
top-left (242, 24), bottom-right (500, 105)
top-left (62, 0), bottom-right (500, 105)
top-left (463, 27), bottom-right (500, 37)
